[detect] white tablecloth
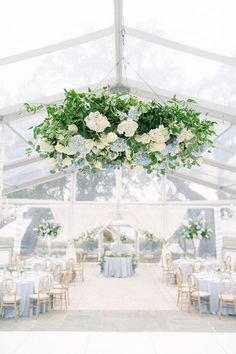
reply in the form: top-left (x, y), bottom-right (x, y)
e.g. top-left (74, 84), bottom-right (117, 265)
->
top-left (103, 256), bottom-right (134, 278)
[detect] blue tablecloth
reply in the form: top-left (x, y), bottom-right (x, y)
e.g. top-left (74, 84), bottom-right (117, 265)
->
top-left (173, 258), bottom-right (218, 283)
top-left (196, 273), bottom-right (236, 315)
top-left (103, 256), bottom-right (134, 278)
top-left (0, 273), bottom-right (50, 318)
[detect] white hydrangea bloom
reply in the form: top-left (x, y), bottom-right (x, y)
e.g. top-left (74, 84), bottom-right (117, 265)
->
top-left (55, 144), bottom-right (66, 153)
top-left (107, 132), bottom-right (118, 143)
top-left (135, 133), bottom-right (151, 144)
top-left (85, 111), bottom-right (110, 132)
top-left (68, 124), bottom-right (78, 133)
top-left (48, 157), bottom-right (57, 166)
top-left (94, 161), bottom-right (103, 169)
top-left (39, 140), bottom-right (54, 153)
top-left (117, 118), bottom-right (138, 137)
top-left (63, 146), bottom-right (77, 155)
top-left (95, 141), bottom-right (106, 150)
top-left (84, 139), bottom-right (95, 151)
top-left (149, 125), bottom-right (169, 142)
top-left (177, 128), bottom-right (194, 143)
top-left (62, 157), bottom-right (72, 167)
top-left (149, 141), bottom-right (166, 152)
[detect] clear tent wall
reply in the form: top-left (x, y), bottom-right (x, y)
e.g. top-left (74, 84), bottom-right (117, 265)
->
top-left (0, 0), bottom-right (236, 261)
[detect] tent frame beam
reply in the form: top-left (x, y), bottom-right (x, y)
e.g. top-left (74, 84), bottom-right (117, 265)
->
top-left (126, 27), bottom-right (236, 67)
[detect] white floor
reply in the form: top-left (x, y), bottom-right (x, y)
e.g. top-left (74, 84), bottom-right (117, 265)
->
top-left (1, 332), bottom-right (235, 354)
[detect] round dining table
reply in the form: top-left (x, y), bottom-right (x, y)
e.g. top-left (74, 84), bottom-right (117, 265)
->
top-left (0, 271), bottom-right (52, 318)
top-left (103, 256), bottom-right (134, 278)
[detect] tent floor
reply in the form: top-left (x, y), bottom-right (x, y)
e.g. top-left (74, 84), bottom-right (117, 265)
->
top-left (0, 264), bottom-right (235, 332)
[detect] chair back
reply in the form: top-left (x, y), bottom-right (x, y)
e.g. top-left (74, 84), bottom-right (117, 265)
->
top-left (194, 261), bottom-right (202, 273)
top-left (76, 253), bottom-right (84, 267)
top-left (224, 255), bottom-right (232, 268)
top-left (38, 275), bottom-right (52, 295)
top-left (176, 267), bottom-right (183, 289)
top-left (219, 276), bottom-right (235, 296)
top-left (187, 273), bottom-right (198, 293)
top-left (33, 263), bottom-right (42, 272)
top-left (165, 254), bottom-right (173, 270)
top-left (2, 278), bottom-right (17, 299)
top-left (66, 258), bottom-right (75, 271)
top-left (188, 264), bottom-right (194, 274)
top-left (202, 252), bottom-right (211, 259)
top-left (61, 271), bottom-right (70, 289)
top-left (53, 264), bottom-right (63, 282)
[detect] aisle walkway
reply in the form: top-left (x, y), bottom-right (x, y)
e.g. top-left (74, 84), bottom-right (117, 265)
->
top-left (0, 264), bottom-right (235, 332)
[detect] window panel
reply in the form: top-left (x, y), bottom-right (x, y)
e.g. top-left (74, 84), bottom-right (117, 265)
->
top-left (125, 36), bottom-right (236, 108)
top-left (124, 0), bottom-right (236, 57)
top-left (0, 35), bottom-right (115, 109)
top-left (0, 0), bottom-right (113, 58)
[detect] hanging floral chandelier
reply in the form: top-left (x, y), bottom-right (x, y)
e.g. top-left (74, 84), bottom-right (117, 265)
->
top-left (25, 88), bottom-right (216, 174)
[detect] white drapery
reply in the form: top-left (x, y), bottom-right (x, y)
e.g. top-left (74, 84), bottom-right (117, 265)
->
top-left (51, 204), bottom-right (117, 240)
top-left (51, 204), bottom-right (186, 241)
top-left (119, 205), bottom-right (187, 240)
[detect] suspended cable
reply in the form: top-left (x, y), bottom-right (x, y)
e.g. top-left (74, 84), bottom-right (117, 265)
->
top-left (124, 58), bottom-right (166, 105)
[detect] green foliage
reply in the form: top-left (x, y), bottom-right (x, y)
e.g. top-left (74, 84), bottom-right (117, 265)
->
top-left (25, 88), bottom-right (216, 174)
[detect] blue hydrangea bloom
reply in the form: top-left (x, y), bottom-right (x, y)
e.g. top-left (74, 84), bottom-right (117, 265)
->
top-left (165, 142), bottom-right (178, 153)
top-left (128, 106), bottom-right (139, 121)
top-left (134, 152), bottom-right (151, 166)
top-left (110, 138), bottom-right (127, 152)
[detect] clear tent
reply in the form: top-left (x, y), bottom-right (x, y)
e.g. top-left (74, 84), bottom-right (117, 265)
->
top-left (0, 1), bottom-right (236, 258)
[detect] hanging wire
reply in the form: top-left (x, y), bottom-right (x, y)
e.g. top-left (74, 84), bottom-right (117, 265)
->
top-left (124, 58), bottom-right (166, 104)
top-left (92, 57), bottom-right (123, 93)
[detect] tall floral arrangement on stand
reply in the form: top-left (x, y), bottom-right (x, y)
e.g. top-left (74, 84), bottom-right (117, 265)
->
top-left (35, 220), bottom-right (61, 255)
top-left (182, 219), bottom-right (212, 257)
top-left (24, 89), bottom-right (216, 174)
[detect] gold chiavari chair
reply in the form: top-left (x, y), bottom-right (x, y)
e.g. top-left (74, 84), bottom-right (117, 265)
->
top-left (1, 278), bottom-right (21, 319)
top-left (187, 273), bottom-right (211, 314)
top-left (218, 276), bottom-right (236, 319)
top-left (165, 254), bottom-right (176, 285)
top-left (29, 275), bottom-right (52, 319)
top-left (202, 252), bottom-right (211, 260)
top-left (66, 258), bottom-right (76, 282)
top-left (50, 271), bottom-right (70, 310)
top-left (176, 267), bottom-right (189, 310)
top-left (193, 261), bottom-right (202, 273)
top-left (75, 253), bottom-right (84, 282)
top-left (32, 263), bottom-right (42, 272)
top-left (224, 255), bottom-right (232, 269)
top-left (53, 263), bottom-right (63, 284)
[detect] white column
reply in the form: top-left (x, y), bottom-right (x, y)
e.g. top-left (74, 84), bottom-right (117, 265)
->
top-left (114, 0), bottom-right (124, 86)
top-left (214, 207), bottom-right (223, 260)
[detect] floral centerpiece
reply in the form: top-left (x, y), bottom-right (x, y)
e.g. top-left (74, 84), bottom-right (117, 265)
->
top-left (35, 219), bottom-right (61, 256)
top-left (36, 219), bottom-right (61, 238)
top-left (182, 219), bottom-right (212, 257)
top-left (24, 89), bottom-right (216, 174)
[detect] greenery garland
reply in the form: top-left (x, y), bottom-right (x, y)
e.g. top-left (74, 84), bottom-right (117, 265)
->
top-left (25, 88), bottom-right (216, 174)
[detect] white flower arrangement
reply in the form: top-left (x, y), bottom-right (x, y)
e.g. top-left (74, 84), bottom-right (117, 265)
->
top-left (35, 219), bottom-right (61, 239)
top-left (182, 219), bottom-right (212, 240)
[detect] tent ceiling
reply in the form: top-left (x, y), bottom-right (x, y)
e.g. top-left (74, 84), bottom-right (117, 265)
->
top-left (0, 0), bottom-right (236, 196)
